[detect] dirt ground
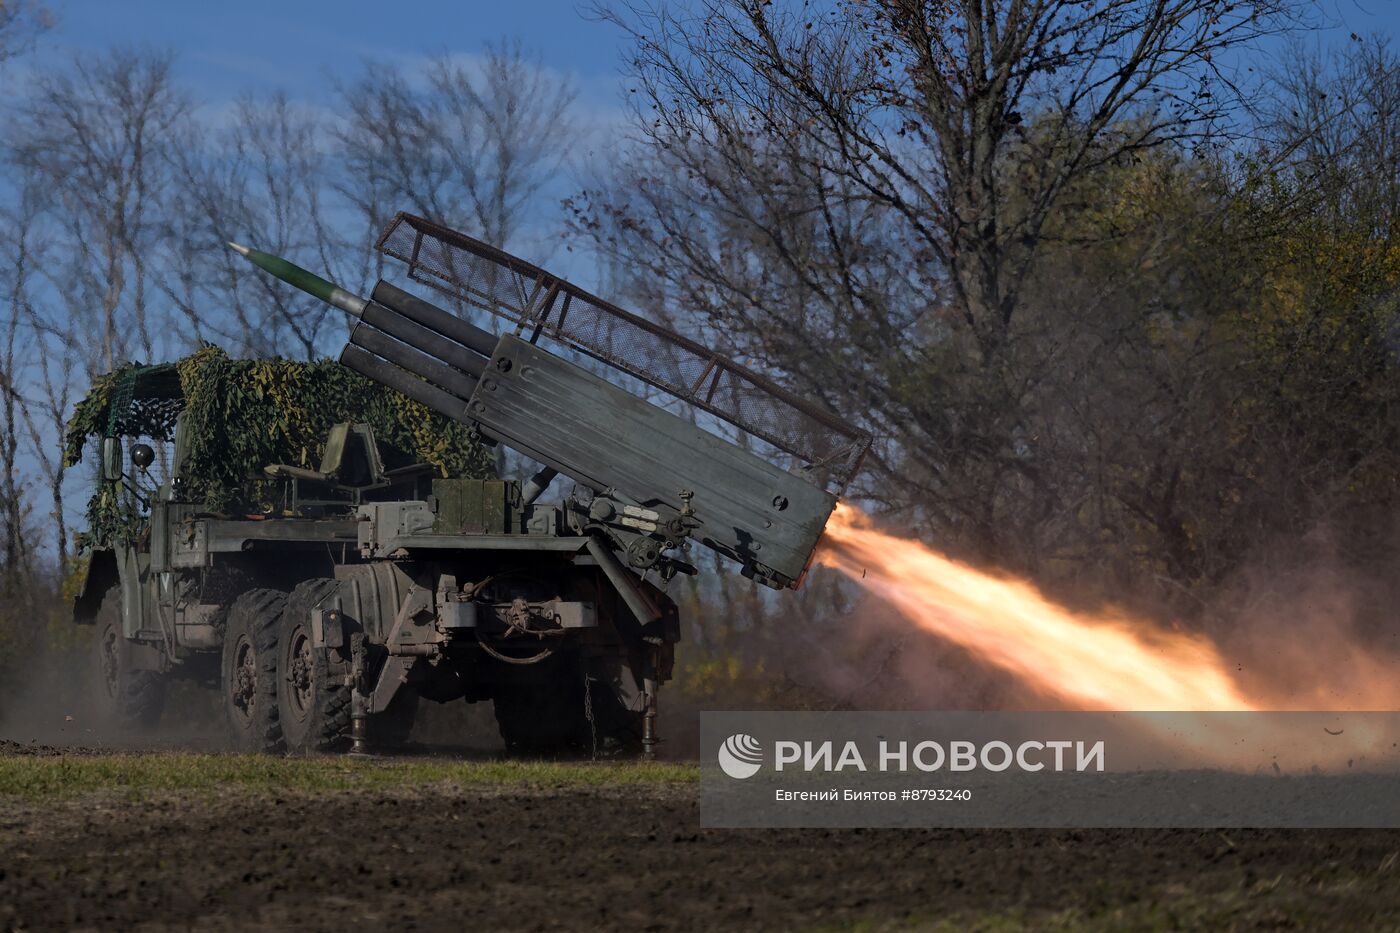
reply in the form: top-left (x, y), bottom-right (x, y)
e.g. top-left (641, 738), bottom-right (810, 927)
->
top-left (2, 743), bottom-right (1400, 931)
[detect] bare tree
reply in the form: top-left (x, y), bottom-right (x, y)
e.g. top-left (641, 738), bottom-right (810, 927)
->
top-left (0, 0), bottom-right (50, 75)
top-left (0, 218), bottom-right (34, 580)
top-left (0, 178), bottom-right (84, 571)
top-left (593, 0), bottom-right (1307, 352)
top-left (574, 0), bottom-right (1313, 568)
top-left (335, 40), bottom-right (577, 253)
top-left (16, 321), bottom-right (74, 566)
top-left (2, 48), bottom-right (192, 567)
top-left (164, 93), bottom-right (350, 359)
top-left (1262, 35), bottom-right (1400, 239)
top-left (0, 1), bottom-right (51, 578)
top-left (335, 40), bottom-right (578, 478)
top-left (0, 182), bottom-right (78, 567)
top-left (11, 48), bottom-right (191, 375)
top-left (0, 38), bottom-right (581, 573)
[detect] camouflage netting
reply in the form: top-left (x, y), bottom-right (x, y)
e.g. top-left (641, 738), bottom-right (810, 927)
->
top-left (66, 345), bottom-right (494, 544)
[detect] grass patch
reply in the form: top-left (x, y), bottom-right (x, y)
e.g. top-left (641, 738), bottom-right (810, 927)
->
top-left (0, 752), bottom-right (698, 799)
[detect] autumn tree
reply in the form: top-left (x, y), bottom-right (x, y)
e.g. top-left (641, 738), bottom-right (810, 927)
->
top-left (574, 0), bottom-right (1318, 576)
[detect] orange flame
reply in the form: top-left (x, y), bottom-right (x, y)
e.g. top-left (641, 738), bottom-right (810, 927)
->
top-left (816, 502), bottom-right (1400, 713)
top-left (814, 503), bottom-right (1400, 770)
top-left (816, 503), bottom-right (1253, 711)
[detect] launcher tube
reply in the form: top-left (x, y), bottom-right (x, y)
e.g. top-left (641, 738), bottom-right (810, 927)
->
top-left (339, 346), bottom-right (467, 422)
top-left (349, 323), bottom-right (480, 401)
top-left (359, 302), bottom-right (488, 379)
top-left (371, 280), bottom-right (498, 359)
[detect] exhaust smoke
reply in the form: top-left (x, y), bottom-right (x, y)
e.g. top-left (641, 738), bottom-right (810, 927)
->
top-left (815, 503), bottom-right (1400, 768)
top-left (817, 504), bottom-right (1254, 711)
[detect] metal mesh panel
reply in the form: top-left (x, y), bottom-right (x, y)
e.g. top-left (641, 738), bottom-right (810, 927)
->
top-left (376, 213), bottom-right (871, 491)
top-left (105, 364), bottom-right (184, 439)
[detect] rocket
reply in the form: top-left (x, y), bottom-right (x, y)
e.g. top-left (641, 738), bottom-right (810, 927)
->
top-left (226, 237), bottom-right (501, 420)
top-left (227, 239), bottom-right (569, 505)
top-left (224, 219), bottom-right (863, 590)
top-left (227, 242), bottom-right (368, 317)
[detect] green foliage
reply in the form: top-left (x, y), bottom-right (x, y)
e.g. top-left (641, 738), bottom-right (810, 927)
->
top-left (63, 367), bottom-right (183, 458)
top-left (66, 345), bottom-right (494, 544)
top-left (945, 142), bottom-right (1400, 595)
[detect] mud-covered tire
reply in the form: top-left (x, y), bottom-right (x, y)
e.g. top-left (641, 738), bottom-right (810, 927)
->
top-left (370, 690), bottom-right (419, 749)
top-left (584, 680), bottom-right (645, 757)
top-left (276, 579), bottom-right (350, 754)
top-left (91, 589), bottom-right (166, 731)
top-left (220, 588), bottom-right (287, 753)
top-left (493, 672), bottom-right (590, 755)
top-left (493, 666), bottom-right (646, 756)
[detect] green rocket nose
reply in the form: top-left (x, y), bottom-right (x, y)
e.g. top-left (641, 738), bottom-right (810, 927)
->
top-left (227, 241), bottom-right (368, 317)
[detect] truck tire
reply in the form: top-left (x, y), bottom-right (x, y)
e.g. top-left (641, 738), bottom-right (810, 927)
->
top-left (276, 579), bottom-right (350, 753)
top-left (493, 678), bottom-right (588, 755)
top-left (91, 589), bottom-right (166, 732)
top-left (370, 690), bottom-right (419, 749)
top-left (584, 678), bottom-right (645, 756)
top-left (221, 588), bottom-right (287, 753)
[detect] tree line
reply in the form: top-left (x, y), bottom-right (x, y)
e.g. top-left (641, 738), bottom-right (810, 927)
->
top-left (0, 26), bottom-right (575, 578)
top-left (576, 2), bottom-right (1399, 629)
top-left (1, 1), bottom-right (1397, 703)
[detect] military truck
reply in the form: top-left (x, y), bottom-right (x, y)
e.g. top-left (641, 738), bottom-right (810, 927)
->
top-left (70, 214), bottom-right (870, 755)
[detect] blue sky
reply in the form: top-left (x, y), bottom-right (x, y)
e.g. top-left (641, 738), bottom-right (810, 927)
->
top-left (16, 0), bottom-right (1400, 283)
top-left (8, 0), bottom-right (1400, 558)
top-left (37, 1), bottom-right (1400, 117)
top-left (41, 1), bottom-right (631, 112)
top-left (12, 2), bottom-right (664, 300)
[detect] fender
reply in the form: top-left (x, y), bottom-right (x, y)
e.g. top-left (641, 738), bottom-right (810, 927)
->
top-left (72, 549), bottom-right (119, 624)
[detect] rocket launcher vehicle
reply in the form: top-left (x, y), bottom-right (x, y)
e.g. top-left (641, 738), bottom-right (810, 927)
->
top-left (230, 214), bottom-right (871, 589)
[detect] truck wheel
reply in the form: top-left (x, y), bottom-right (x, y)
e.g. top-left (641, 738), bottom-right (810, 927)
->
top-left (221, 588), bottom-right (287, 753)
top-left (584, 679), bottom-right (645, 756)
top-left (493, 679), bottom-right (587, 755)
top-left (91, 589), bottom-right (166, 731)
top-left (370, 690), bottom-right (419, 749)
top-left (276, 579), bottom-right (351, 753)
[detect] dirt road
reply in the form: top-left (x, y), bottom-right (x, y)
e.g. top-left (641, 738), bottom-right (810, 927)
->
top-left (2, 743), bottom-right (1399, 931)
